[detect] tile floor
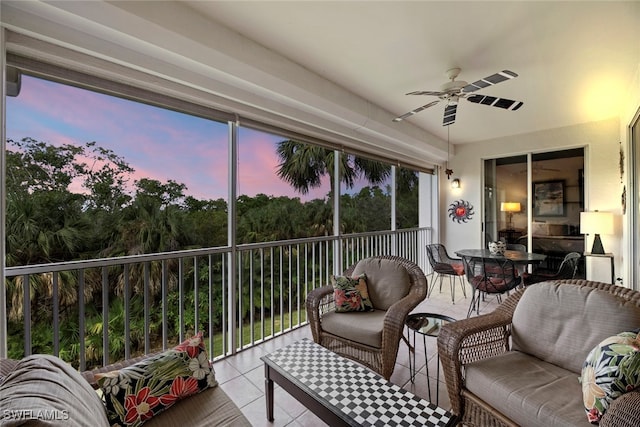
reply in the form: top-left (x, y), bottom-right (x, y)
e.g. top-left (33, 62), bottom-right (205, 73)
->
top-left (213, 276), bottom-right (502, 426)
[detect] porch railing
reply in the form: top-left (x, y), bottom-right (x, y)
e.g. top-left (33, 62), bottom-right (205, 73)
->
top-left (3, 227), bottom-right (432, 370)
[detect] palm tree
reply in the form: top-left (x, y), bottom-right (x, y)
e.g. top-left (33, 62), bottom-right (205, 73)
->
top-left (275, 140), bottom-right (391, 195)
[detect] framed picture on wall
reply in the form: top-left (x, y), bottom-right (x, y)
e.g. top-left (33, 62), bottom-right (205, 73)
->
top-left (533, 180), bottom-right (565, 216)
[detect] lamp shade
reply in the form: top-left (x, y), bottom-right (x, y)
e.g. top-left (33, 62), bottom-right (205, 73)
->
top-left (580, 211), bottom-right (614, 235)
top-left (500, 202), bottom-right (521, 213)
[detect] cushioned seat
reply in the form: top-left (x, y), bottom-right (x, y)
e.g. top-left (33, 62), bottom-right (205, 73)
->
top-left (320, 310), bottom-right (386, 348)
top-left (466, 351), bottom-right (590, 426)
top-left (142, 386), bottom-right (250, 427)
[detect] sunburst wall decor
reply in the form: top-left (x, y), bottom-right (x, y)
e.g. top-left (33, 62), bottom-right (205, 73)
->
top-left (448, 200), bottom-right (474, 223)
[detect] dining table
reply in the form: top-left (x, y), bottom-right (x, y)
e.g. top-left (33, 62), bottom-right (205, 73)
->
top-left (454, 249), bottom-right (547, 273)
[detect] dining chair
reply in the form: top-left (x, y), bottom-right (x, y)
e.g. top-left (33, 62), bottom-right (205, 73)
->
top-left (523, 252), bottom-right (581, 286)
top-left (461, 255), bottom-right (522, 317)
top-left (426, 244), bottom-right (467, 304)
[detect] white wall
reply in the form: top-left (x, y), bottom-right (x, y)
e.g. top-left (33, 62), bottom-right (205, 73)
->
top-left (441, 117), bottom-right (624, 282)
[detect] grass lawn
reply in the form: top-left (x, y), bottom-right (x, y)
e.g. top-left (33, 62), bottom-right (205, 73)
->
top-left (208, 308), bottom-right (308, 358)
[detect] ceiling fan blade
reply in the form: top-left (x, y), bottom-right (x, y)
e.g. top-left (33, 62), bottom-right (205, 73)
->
top-left (443, 104), bottom-right (457, 126)
top-left (406, 90), bottom-right (445, 96)
top-left (392, 100), bottom-right (441, 122)
top-left (462, 70), bottom-right (518, 93)
top-left (466, 94), bottom-right (523, 110)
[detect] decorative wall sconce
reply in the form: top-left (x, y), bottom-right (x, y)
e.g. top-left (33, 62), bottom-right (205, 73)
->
top-left (451, 178), bottom-right (460, 189)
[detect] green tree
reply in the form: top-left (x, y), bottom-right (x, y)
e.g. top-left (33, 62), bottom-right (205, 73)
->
top-left (396, 166), bottom-right (419, 229)
top-left (275, 140), bottom-right (390, 195)
top-left (237, 194), bottom-right (307, 243)
top-left (183, 197), bottom-right (228, 248)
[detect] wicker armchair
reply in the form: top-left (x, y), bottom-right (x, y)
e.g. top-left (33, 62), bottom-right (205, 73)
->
top-left (437, 279), bottom-right (640, 427)
top-left (306, 255), bottom-right (427, 380)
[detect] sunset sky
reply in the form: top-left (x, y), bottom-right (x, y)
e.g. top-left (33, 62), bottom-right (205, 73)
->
top-left (6, 75), bottom-right (335, 202)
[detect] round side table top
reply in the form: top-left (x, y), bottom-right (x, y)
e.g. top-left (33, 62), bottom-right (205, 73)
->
top-left (405, 313), bottom-right (456, 337)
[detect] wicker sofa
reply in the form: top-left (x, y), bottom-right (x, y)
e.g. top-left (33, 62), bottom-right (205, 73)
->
top-left (438, 279), bottom-right (640, 427)
top-left (306, 255), bottom-right (428, 380)
top-left (0, 352), bottom-right (250, 426)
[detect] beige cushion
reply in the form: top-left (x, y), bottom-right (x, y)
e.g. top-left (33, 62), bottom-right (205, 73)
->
top-left (511, 282), bottom-right (640, 373)
top-left (0, 354), bottom-right (110, 426)
top-left (143, 385), bottom-right (251, 427)
top-left (321, 310), bottom-right (386, 348)
top-left (352, 258), bottom-right (410, 310)
top-left (465, 351), bottom-right (591, 427)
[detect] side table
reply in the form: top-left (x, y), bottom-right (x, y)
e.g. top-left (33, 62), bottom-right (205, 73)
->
top-left (406, 313), bottom-right (456, 403)
top-left (584, 252), bottom-right (615, 284)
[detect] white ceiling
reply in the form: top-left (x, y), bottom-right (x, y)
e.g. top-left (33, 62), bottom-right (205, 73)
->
top-left (184, 0), bottom-right (640, 145)
top-left (1, 1), bottom-right (639, 168)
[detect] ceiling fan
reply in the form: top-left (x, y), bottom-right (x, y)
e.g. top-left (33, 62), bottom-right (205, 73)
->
top-left (392, 68), bottom-right (523, 126)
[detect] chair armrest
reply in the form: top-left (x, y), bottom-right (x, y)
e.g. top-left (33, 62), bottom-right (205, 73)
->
top-left (437, 288), bottom-right (525, 416)
top-left (379, 278), bottom-right (428, 377)
top-left (383, 283), bottom-right (426, 346)
top-left (305, 285), bottom-right (334, 343)
top-left (600, 390), bottom-right (640, 427)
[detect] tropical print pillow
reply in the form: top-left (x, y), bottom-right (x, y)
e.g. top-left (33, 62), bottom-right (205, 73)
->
top-left (97, 332), bottom-right (217, 427)
top-left (581, 330), bottom-right (640, 424)
top-left (331, 274), bottom-right (374, 312)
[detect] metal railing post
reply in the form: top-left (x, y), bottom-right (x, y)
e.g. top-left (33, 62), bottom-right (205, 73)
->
top-left (228, 120), bottom-right (238, 354)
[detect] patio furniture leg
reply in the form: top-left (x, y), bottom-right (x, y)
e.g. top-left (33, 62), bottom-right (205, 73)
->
top-left (450, 275), bottom-right (455, 304)
top-left (265, 364), bottom-right (274, 421)
top-left (458, 275), bottom-right (467, 298)
top-left (427, 273), bottom-right (438, 297)
top-left (467, 289), bottom-right (480, 318)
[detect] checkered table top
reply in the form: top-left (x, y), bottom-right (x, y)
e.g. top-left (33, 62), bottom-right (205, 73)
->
top-left (261, 338), bottom-right (454, 427)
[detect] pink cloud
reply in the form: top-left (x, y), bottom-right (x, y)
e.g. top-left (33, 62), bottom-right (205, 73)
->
top-left (8, 75), bottom-right (333, 203)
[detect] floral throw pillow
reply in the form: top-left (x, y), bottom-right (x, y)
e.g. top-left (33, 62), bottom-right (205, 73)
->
top-left (97, 332), bottom-right (217, 427)
top-left (581, 330), bottom-right (640, 424)
top-left (331, 274), bottom-right (374, 312)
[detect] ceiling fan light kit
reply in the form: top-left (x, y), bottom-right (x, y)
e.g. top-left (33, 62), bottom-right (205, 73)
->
top-left (393, 68), bottom-right (524, 126)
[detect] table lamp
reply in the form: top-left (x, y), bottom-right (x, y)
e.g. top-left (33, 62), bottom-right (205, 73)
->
top-left (580, 211), bottom-right (614, 255)
top-left (500, 202), bottom-right (521, 231)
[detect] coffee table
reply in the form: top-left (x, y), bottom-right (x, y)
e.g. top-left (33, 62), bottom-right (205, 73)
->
top-left (261, 338), bottom-right (455, 426)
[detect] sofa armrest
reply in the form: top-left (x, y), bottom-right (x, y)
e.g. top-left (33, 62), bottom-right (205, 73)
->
top-left (437, 288), bottom-right (525, 416)
top-left (600, 390), bottom-right (640, 427)
top-left (0, 358), bottom-right (19, 379)
top-left (305, 285), bottom-right (334, 344)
